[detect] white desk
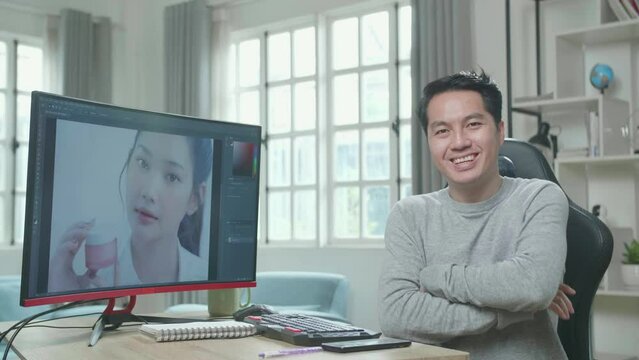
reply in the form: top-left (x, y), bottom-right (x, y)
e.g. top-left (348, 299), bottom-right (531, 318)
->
top-left (0, 314), bottom-right (468, 360)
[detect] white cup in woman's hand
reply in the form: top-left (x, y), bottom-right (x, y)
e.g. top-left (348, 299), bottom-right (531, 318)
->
top-left (84, 225), bottom-right (117, 274)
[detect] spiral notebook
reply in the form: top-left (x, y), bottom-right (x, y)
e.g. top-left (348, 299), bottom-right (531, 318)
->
top-left (139, 321), bottom-right (257, 342)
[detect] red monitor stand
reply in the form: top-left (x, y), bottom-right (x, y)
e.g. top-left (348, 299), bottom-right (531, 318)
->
top-left (88, 296), bottom-right (201, 346)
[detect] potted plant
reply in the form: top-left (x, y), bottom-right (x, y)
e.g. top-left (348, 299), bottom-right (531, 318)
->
top-left (621, 239), bottom-right (639, 290)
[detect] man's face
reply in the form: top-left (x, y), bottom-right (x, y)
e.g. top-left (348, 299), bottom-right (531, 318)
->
top-left (426, 90), bottom-right (504, 193)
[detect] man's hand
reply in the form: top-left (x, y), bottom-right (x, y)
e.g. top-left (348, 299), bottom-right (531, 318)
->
top-left (548, 283), bottom-right (576, 320)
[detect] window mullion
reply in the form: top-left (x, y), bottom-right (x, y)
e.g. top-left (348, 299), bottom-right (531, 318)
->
top-left (8, 39), bottom-right (18, 245)
top-left (260, 32), bottom-right (270, 244)
top-left (390, 3), bottom-right (401, 203)
top-left (0, 38), bottom-right (12, 246)
top-left (288, 29), bottom-right (296, 241)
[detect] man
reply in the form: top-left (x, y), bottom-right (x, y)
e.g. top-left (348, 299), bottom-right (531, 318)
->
top-left (378, 71), bottom-right (573, 359)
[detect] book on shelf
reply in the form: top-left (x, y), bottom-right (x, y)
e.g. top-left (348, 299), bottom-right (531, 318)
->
top-left (139, 321), bottom-right (256, 342)
top-left (621, 0), bottom-right (639, 18)
top-left (609, 0), bottom-right (632, 20)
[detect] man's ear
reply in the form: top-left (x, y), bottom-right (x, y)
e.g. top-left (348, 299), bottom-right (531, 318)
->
top-left (187, 183), bottom-right (206, 216)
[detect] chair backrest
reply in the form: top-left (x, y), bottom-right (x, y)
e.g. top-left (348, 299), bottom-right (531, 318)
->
top-left (251, 271), bottom-right (349, 322)
top-left (498, 139), bottom-right (613, 360)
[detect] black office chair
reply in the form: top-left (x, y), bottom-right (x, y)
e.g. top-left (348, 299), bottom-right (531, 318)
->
top-left (498, 138), bottom-right (613, 360)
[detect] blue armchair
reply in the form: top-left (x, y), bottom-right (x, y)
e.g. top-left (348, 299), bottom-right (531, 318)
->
top-left (251, 271), bottom-right (349, 323)
top-left (166, 271), bottom-right (350, 323)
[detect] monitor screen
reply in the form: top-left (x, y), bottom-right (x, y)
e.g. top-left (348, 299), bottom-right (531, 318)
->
top-left (20, 92), bottom-right (261, 307)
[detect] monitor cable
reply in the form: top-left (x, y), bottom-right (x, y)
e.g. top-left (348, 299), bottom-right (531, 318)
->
top-left (1, 300), bottom-right (93, 360)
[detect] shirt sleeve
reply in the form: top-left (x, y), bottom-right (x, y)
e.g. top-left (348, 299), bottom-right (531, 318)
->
top-left (419, 182), bottom-right (569, 313)
top-left (378, 203), bottom-right (498, 345)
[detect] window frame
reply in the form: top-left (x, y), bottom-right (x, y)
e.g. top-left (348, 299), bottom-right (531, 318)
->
top-left (0, 34), bottom-right (43, 246)
top-left (264, 25), bottom-right (320, 245)
top-left (226, 1), bottom-right (411, 247)
top-left (229, 16), bottom-right (321, 247)
top-left (325, 3), bottom-right (408, 245)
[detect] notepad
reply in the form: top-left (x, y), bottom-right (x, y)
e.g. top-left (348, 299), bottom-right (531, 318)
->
top-left (139, 321), bottom-right (257, 342)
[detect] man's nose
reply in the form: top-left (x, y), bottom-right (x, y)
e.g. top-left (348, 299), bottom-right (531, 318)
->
top-left (451, 130), bottom-right (471, 149)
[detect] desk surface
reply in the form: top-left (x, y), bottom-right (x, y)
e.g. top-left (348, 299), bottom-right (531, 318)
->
top-left (0, 314), bottom-right (468, 360)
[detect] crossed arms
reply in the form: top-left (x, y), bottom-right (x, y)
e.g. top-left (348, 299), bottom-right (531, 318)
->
top-left (378, 184), bottom-right (569, 344)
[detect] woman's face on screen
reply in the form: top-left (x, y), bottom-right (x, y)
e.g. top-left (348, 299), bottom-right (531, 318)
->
top-left (125, 132), bottom-right (197, 243)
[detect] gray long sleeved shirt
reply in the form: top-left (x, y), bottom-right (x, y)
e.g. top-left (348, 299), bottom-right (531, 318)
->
top-left (378, 177), bottom-right (569, 360)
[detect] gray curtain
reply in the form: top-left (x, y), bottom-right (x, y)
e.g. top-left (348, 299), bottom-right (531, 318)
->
top-left (164, 0), bottom-right (212, 308)
top-left (57, 9), bottom-right (112, 102)
top-left (164, 0), bottom-right (211, 117)
top-left (410, 0), bottom-right (472, 194)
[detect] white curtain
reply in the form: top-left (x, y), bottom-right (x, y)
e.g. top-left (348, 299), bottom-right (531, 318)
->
top-left (44, 9), bottom-right (112, 102)
top-left (164, 0), bottom-right (211, 117)
top-left (410, 0), bottom-right (473, 194)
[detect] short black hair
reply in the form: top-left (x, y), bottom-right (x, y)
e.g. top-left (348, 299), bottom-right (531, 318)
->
top-left (417, 70), bottom-right (502, 134)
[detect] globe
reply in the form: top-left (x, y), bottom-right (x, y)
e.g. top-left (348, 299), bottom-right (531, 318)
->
top-left (590, 63), bottom-right (614, 93)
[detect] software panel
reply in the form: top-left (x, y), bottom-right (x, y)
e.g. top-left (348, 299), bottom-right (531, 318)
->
top-left (20, 92), bottom-right (261, 313)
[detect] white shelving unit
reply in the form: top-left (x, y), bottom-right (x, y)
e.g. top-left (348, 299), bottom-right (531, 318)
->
top-left (515, 95), bottom-right (631, 156)
top-left (521, 5), bottom-right (639, 357)
top-left (514, 19), bottom-right (638, 152)
top-left (555, 19), bottom-right (638, 151)
top-left (555, 19), bottom-right (639, 101)
top-left (555, 155), bottom-right (639, 294)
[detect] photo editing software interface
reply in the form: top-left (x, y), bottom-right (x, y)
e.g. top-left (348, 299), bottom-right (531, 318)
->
top-left (22, 92), bottom-right (261, 305)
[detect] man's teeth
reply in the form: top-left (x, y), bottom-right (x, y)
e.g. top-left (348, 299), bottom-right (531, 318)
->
top-left (452, 155), bottom-right (475, 164)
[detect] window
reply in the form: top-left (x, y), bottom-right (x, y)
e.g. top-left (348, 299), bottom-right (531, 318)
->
top-left (0, 37), bottom-right (43, 245)
top-left (228, 2), bottom-right (411, 245)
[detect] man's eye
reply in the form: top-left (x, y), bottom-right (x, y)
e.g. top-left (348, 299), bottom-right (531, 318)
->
top-left (434, 128), bottom-right (448, 135)
top-left (468, 122), bottom-right (482, 128)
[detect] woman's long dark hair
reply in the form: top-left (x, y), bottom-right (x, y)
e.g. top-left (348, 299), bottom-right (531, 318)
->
top-left (120, 131), bottom-right (213, 256)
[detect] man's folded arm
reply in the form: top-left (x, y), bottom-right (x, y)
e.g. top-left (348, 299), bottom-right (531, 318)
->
top-left (379, 206), bottom-right (500, 344)
top-left (379, 260), bottom-right (497, 344)
top-left (419, 183), bottom-right (569, 312)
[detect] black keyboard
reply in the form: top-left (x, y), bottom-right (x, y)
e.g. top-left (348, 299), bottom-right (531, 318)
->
top-left (244, 313), bottom-right (381, 346)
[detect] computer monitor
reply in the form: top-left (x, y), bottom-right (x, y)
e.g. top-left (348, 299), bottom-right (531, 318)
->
top-left (19, 92), bottom-right (261, 337)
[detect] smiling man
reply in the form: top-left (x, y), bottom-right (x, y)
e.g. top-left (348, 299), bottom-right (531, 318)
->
top-left (378, 71), bottom-right (570, 360)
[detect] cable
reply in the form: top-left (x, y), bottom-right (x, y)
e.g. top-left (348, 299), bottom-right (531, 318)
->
top-left (2, 300), bottom-right (93, 360)
top-left (1, 301), bottom-right (97, 342)
top-left (23, 325), bottom-right (94, 330)
top-left (28, 312), bottom-right (103, 325)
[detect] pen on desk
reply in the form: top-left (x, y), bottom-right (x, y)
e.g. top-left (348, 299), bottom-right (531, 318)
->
top-left (258, 346), bottom-right (323, 358)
